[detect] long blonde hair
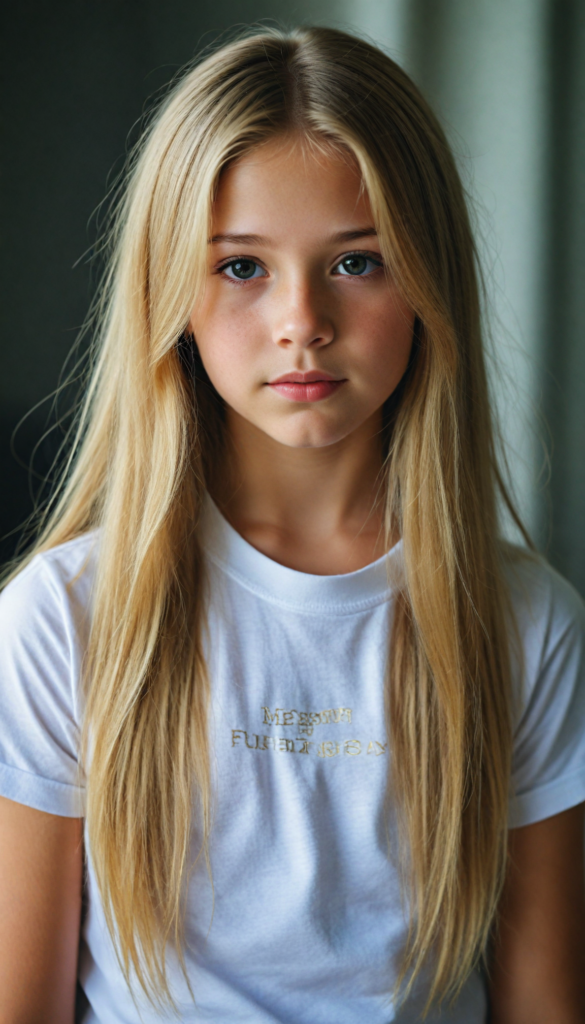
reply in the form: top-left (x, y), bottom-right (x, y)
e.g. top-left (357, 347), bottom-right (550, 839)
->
top-left (5, 26), bottom-right (526, 1011)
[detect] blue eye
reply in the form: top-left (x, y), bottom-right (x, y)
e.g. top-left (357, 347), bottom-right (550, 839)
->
top-left (334, 254), bottom-right (382, 276)
top-left (222, 259), bottom-right (266, 281)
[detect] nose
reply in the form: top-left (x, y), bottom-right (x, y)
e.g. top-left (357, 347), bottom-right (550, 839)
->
top-left (270, 276), bottom-right (335, 350)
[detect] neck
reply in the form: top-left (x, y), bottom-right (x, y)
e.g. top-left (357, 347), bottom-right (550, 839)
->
top-left (210, 410), bottom-right (389, 574)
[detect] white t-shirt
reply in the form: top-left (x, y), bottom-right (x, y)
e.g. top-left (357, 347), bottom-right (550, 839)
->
top-left (1, 497), bottom-right (585, 1023)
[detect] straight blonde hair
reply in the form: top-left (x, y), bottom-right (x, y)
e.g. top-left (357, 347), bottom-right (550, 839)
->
top-left (5, 26), bottom-right (527, 1013)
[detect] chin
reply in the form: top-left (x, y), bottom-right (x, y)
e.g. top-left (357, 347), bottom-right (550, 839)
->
top-left (269, 422), bottom-right (357, 450)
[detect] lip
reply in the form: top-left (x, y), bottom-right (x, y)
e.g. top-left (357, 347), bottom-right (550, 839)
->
top-left (268, 370), bottom-right (342, 384)
top-left (266, 370), bottom-right (347, 403)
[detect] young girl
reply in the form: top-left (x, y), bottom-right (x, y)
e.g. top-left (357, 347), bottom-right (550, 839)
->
top-left (0, 26), bottom-right (584, 1024)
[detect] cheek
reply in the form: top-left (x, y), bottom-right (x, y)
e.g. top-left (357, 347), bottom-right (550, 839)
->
top-left (191, 303), bottom-right (264, 401)
top-left (350, 297), bottom-right (414, 392)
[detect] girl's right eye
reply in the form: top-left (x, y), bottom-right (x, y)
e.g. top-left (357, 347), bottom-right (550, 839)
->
top-left (220, 259), bottom-right (267, 281)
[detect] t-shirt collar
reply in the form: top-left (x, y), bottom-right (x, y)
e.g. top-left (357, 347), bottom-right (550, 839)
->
top-left (201, 493), bottom-right (403, 615)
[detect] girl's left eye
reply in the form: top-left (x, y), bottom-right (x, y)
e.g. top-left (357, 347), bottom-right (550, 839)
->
top-left (333, 253), bottom-right (382, 277)
top-left (221, 259), bottom-right (267, 281)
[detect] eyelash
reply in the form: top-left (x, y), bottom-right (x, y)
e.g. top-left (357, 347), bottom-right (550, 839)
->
top-left (332, 251), bottom-right (384, 277)
top-left (215, 250), bottom-right (384, 284)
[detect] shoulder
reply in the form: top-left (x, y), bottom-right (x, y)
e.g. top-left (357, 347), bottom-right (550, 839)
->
top-left (503, 548), bottom-right (585, 699)
top-left (0, 534), bottom-right (97, 817)
top-left (503, 548), bottom-right (585, 827)
top-left (0, 532), bottom-right (98, 635)
top-left (1, 530), bottom-right (99, 597)
top-left (0, 533), bottom-right (98, 746)
top-left (504, 546), bottom-right (585, 630)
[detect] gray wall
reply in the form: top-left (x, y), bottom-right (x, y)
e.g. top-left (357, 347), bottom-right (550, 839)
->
top-left (2, 0), bottom-right (584, 592)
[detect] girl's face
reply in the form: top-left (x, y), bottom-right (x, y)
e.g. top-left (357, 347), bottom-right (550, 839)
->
top-left (190, 137), bottom-right (415, 450)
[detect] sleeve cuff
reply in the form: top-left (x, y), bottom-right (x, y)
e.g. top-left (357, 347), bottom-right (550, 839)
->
top-left (0, 760), bottom-right (85, 817)
top-left (508, 764), bottom-right (585, 828)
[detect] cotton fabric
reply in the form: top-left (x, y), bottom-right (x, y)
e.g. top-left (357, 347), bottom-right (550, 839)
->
top-left (1, 498), bottom-right (584, 1022)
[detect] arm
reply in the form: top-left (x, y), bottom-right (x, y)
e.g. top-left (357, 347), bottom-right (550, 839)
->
top-left (0, 795), bottom-right (83, 1024)
top-left (489, 802), bottom-right (585, 1024)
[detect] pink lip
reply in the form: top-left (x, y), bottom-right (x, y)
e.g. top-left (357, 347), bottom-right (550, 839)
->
top-left (267, 370), bottom-right (346, 403)
top-left (269, 370), bottom-right (340, 384)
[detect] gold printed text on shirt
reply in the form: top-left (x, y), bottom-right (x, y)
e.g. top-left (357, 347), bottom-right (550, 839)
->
top-left (230, 729), bottom-right (387, 759)
top-left (261, 705), bottom-right (352, 736)
top-left (231, 729), bottom-right (313, 754)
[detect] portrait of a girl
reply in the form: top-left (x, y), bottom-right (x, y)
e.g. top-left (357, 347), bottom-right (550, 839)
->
top-left (0, 26), bottom-right (584, 1023)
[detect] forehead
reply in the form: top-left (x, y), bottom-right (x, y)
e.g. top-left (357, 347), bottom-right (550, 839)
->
top-left (211, 137), bottom-right (373, 240)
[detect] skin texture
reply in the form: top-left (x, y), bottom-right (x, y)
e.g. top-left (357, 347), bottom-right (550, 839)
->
top-left (489, 803), bottom-right (585, 1023)
top-left (0, 796), bottom-right (82, 1024)
top-left (1, 137), bottom-right (583, 1021)
top-left (190, 137), bottom-right (415, 574)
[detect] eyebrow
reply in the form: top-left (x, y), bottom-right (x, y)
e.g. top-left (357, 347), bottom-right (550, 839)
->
top-left (209, 227), bottom-right (378, 245)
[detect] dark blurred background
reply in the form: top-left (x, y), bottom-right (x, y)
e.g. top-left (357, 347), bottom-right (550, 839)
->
top-left (1, 0), bottom-right (584, 592)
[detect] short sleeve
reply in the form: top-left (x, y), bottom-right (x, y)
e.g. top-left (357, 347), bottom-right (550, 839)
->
top-left (508, 555), bottom-right (585, 828)
top-left (0, 536), bottom-right (95, 817)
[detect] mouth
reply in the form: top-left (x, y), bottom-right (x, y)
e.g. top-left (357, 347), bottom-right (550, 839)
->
top-left (266, 370), bottom-right (347, 403)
